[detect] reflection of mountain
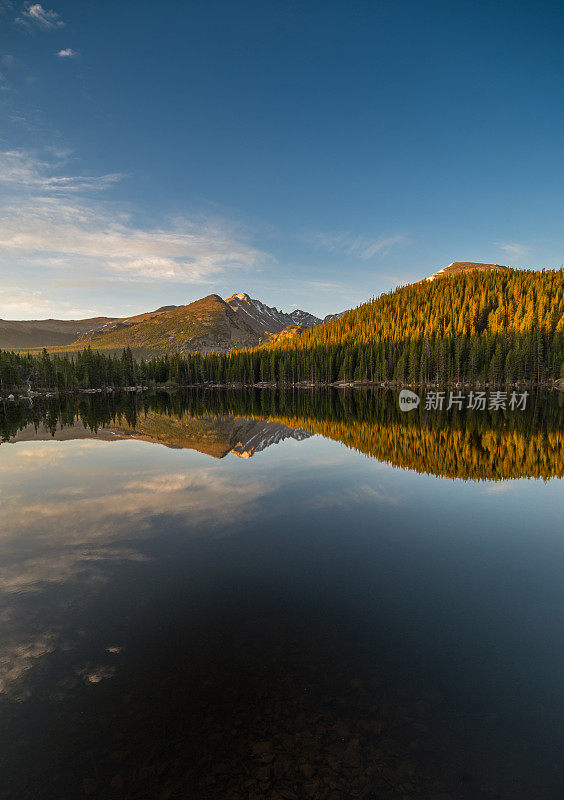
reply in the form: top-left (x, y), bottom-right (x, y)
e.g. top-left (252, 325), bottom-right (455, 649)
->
top-left (107, 413), bottom-right (312, 458)
top-left (5, 412), bottom-right (312, 460)
top-left (228, 422), bottom-right (312, 459)
top-left (2, 389), bottom-right (564, 479)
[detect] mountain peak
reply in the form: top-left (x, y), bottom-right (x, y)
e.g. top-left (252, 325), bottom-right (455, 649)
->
top-left (426, 262), bottom-right (510, 281)
top-left (227, 292), bottom-right (252, 302)
top-left (225, 293), bottom-right (322, 332)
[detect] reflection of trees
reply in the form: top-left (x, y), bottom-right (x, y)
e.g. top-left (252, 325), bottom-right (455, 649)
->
top-left (2, 389), bottom-right (564, 481)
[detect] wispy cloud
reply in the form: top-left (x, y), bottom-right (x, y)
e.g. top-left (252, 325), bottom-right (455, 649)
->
top-left (495, 241), bottom-right (531, 259)
top-left (0, 150), bottom-right (122, 192)
top-left (15, 2), bottom-right (64, 30)
top-left (309, 230), bottom-right (407, 259)
top-left (0, 150), bottom-right (269, 313)
top-left (56, 48), bottom-right (76, 58)
top-left (0, 198), bottom-right (267, 283)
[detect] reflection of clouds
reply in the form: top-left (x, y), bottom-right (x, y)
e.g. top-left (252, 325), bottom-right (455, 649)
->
top-left (0, 547), bottom-right (150, 594)
top-left (311, 483), bottom-right (401, 509)
top-left (482, 482), bottom-right (520, 495)
top-left (0, 440), bottom-right (109, 475)
top-left (0, 632), bottom-right (56, 695)
top-left (79, 665), bottom-right (116, 684)
top-left (0, 439), bottom-right (271, 696)
top-left (123, 473), bottom-right (203, 493)
top-left (1, 466), bottom-right (265, 547)
top-left (0, 445), bottom-right (65, 471)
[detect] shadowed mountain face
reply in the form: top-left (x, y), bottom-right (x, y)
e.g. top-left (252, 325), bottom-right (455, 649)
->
top-left (0, 307), bottom-right (180, 350)
top-left (2, 388), bottom-right (563, 479)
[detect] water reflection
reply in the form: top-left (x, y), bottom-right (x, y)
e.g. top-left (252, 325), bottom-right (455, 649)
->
top-left (2, 387), bottom-right (564, 478)
top-left (0, 390), bottom-right (563, 798)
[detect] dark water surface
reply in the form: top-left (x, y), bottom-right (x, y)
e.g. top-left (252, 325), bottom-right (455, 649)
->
top-left (1, 389), bottom-right (564, 799)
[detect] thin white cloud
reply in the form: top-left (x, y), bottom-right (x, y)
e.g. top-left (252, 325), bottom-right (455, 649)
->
top-left (0, 150), bottom-right (269, 313)
top-left (56, 48), bottom-right (76, 58)
top-left (495, 242), bottom-right (531, 259)
top-left (15, 2), bottom-right (64, 30)
top-left (310, 231), bottom-right (407, 259)
top-left (483, 481), bottom-right (519, 495)
top-left (0, 198), bottom-right (266, 283)
top-left (0, 150), bottom-right (122, 192)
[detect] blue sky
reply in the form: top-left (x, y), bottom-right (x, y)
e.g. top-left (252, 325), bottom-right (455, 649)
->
top-left (1, 0), bottom-right (564, 319)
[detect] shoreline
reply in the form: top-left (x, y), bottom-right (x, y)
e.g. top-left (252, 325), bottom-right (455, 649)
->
top-left (0, 378), bottom-right (561, 403)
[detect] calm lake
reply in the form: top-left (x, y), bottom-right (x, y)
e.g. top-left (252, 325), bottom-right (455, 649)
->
top-left (1, 389), bottom-right (563, 799)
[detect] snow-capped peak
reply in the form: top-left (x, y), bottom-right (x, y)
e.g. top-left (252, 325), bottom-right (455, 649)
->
top-left (225, 292), bottom-right (323, 333)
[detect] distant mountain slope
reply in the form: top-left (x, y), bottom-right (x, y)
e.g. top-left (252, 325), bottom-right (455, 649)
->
top-left (426, 261), bottom-right (509, 280)
top-left (98, 305), bottom-right (178, 331)
top-left (0, 316), bottom-right (119, 349)
top-left (0, 306), bottom-right (178, 350)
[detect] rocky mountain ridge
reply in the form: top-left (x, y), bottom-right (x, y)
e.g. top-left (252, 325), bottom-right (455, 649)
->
top-left (225, 293), bottom-right (322, 332)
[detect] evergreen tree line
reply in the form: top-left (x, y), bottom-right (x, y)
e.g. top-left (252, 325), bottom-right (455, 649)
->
top-left (1, 270), bottom-right (563, 392)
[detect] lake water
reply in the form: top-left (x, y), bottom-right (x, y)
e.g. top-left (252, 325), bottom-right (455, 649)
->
top-left (1, 389), bottom-right (563, 799)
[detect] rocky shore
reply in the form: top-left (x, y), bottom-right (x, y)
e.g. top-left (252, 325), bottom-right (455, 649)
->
top-left (1, 378), bottom-right (559, 404)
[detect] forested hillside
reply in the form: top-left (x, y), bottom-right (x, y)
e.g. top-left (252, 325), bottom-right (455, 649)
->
top-left (262, 267), bottom-right (564, 384)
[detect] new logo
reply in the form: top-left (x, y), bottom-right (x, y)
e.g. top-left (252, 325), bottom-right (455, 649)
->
top-left (398, 389), bottom-right (420, 411)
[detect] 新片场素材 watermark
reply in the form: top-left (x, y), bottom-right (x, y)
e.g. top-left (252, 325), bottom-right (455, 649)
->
top-left (398, 389), bottom-right (529, 412)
